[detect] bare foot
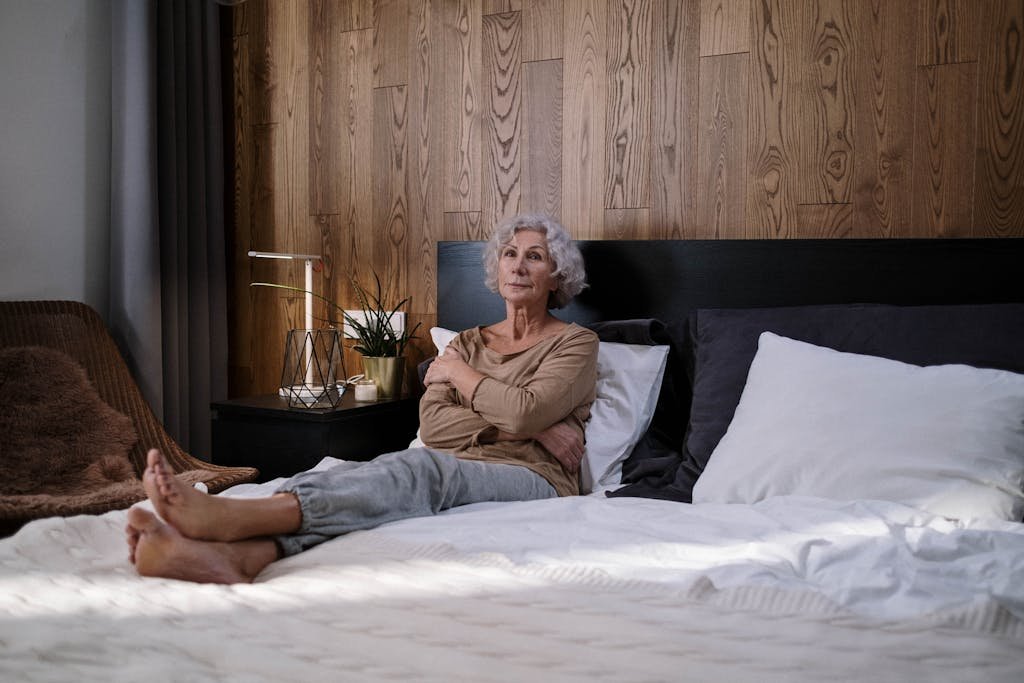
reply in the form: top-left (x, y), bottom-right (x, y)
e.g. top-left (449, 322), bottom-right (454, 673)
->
top-left (142, 448), bottom-right (302, 543)
top-left (125, 507), bottom-right (273, 584)
top-left (125, 521), bottom-right (140, 565)
top-left (142, 448), bottom-right (235, 541)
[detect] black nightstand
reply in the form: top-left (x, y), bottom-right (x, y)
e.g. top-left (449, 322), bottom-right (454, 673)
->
top-left (211, 391), bottom-right (420, 482)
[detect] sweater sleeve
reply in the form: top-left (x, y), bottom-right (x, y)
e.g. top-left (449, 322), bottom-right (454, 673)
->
top-left (417, 380), bottom-right (495, 450)
top-left (470, 326), bottom-right (598, 435)
top-left (417, 325), bottom-right (598, 450)
top-left (417, 330), bottom-right (498, 450)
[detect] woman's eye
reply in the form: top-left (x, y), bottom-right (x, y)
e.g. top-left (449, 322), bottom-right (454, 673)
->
top-left (502, 249), bottom-right (516, 258)
top-left (528, 252), bottom-right (542, 260)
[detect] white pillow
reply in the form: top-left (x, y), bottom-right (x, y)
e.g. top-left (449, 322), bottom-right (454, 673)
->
top-left (412, 327), bottom-right (668, 493)
top-left (693, 332), bottom-right (1024, 521)
top-left (583, 341), bottom-right (668, 492)
top-left (429, 326), bottom-right (458, 353)
top-left (406, 327), bottom-right (461, 449)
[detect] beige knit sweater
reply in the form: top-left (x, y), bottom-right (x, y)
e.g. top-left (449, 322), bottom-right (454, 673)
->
top-left (418, 323), bottom-right (598, 496)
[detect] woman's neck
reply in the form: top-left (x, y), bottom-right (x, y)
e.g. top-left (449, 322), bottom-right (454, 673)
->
top-left (505, 306), bottom-right (555, 340)
top-left (483, 307), bottom-right (568, 354)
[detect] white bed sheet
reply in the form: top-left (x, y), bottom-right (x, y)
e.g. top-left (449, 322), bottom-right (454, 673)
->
top-left (231, 458), bottom-right (1024, 624)
top-left (2, 457), bottom-right (1023, 682)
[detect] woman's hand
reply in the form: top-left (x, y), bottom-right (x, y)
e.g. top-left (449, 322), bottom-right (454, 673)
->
top-left (533, 420), bottom-right (585, 475)
top-left (423, 346), bottom-right (465, 385)
top-left (424, 346), bottom-right (487, 400)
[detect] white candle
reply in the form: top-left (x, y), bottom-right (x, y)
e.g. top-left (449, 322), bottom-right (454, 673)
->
top-left (354, 379), bottom-right (378, 402)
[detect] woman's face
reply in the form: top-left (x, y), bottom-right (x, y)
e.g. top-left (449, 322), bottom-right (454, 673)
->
top-left (497, 229), bottom-right (558, 309)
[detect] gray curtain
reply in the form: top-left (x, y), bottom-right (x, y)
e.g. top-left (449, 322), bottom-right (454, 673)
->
top-left (109, 0), bottom-right (229, 460)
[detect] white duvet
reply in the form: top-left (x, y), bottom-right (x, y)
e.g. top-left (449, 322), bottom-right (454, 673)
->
top-left (2, 457), bottom-right (1023, 682)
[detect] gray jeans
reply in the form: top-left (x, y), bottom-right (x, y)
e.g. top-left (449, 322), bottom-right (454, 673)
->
top-left (274, 448), bottom-right (557, 556)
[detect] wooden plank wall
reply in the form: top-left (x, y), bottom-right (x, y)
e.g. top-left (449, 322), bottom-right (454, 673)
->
top-left (229, 0), bottom-right (1024, 397)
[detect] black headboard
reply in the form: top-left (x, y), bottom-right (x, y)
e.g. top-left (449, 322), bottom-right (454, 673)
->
top-left (437, 239), bottom-right (1024, 332)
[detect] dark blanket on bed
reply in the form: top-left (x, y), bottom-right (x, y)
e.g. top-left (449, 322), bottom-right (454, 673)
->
top-left (608, 303), bottom-right (1024, 503)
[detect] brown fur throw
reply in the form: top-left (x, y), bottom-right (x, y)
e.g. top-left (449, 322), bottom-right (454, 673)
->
top-left (0, 346), bottom-right (147, 525)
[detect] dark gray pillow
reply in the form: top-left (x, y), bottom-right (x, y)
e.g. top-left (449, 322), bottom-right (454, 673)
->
top-left (587, 319), bottom-right (691, 482)
top-left (615, 303), bottom-right (1024, 503)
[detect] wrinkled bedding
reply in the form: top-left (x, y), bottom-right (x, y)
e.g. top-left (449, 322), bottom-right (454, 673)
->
top-left (2, 458), bottom-right (1023, 682)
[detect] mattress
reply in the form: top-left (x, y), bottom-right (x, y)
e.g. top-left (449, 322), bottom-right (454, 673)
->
top-left (1, 458), bottom-right (1023, 682)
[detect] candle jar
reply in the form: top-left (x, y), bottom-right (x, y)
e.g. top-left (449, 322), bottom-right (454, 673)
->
top-left (353, 379), bottom-right (378, 402)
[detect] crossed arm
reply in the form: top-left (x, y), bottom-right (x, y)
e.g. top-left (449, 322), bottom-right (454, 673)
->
top-left (418, 337), bottom-right (595, 475)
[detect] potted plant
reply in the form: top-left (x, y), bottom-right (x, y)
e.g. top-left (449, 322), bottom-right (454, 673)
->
top-left (252, 271), bottom-right (419, 400)
top-left (339, 272), bottom-right (420, 399)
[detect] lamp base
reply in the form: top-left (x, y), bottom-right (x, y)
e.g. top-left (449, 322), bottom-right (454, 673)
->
top-left (279, 329), bottom-right (345, 409)
top-left (279, 383), bottom-right (344, 408)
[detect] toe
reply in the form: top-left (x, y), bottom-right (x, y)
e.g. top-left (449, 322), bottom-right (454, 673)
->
top-left (156, 470), bottom-right (179, 500)
top-left (126, 505), bottom-right (161, 532)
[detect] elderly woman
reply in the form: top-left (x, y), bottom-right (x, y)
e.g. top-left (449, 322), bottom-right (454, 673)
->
top-left (125, 213), bottom-right (598, 584)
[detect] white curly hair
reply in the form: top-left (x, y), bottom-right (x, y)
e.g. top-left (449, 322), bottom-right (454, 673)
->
top-left (482, 213), bottom-right (587, 309)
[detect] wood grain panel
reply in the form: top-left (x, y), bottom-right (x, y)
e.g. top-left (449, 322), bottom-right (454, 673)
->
top-left (271, 1), bottom-right (319, 393)
top-left (367, 85), bottom-right (421, 369)
top-left (483, 0), bottom-right (513, 14)
top-left (795, 202), bottom-right (853, 237)
top-left (372, 86), bottom-right (410, 304)
top-left (697, 53), bottom-right (748, 239)
top-left (250, 122), bottom-right (293, 393)
top-left (918, 0), bottom-right (982, 66)
top-left (408, 0), bottom-right (447, 316)
top-left (443, 211), bottom-right (488, 240)
top-left (374, 0), bottom-right (409, 88)
top-left (522, 0), bottom-right (563, 61)
top-left (800, 0), bottom-right (854, 205)
top-left (562, 0), bottom-right (607, 237)
top-left (334, 0), bottom-right (372, 31)
top-left (271, 0), bottom-right (313, 260)
top-left (651, 0), bottom-right (698, 239)
top-left (975, 0), bottom-right (1024, 235)
top-left (605, 0), bottom-right (652, 209)
top-left (229, 33), bottom-right (253, 394)
top-left (913, 62), bottom-right (978, 236)
top-left (852, 0), bottom-right (917, 238)
top-left (232, 0), bottom-right (252, 36)
top-left (605, 208), bottom-right (651, 238)
top-left (700, 0), bottom-right (750, 56)
top-left (522, 60), bottom-right (563, 220)
top-left (481, 12), bottom-right (522, 227)
top-left (313, 214), bottom-right (342, 324)
top-left (329, 29), bottom-right (374, 310)
top-left (233, 33), bottom-right (253, 258)
top-left (444, 0), bottom-right (483, 212)
top-left (747, 0), bottom-right (799, 238)
top-left (309, 0), bottom-right (340, 215)
top-left (249, 0), bottom-right (274, 125)
top-left (229, 0), bottom-right (1024, 397)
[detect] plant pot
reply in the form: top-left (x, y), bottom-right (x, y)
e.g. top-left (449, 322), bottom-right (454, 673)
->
top-left (361, 356), bottom-right (404, 400)
top-left (279, 328), bottom-right (344, 408)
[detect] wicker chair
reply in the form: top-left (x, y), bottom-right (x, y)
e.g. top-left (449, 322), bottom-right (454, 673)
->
top-left (0, 300), bottom-right (258, 532)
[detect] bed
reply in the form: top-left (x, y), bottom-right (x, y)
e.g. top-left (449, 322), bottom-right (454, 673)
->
top-left (2, 238), bottom-right (1024, 682)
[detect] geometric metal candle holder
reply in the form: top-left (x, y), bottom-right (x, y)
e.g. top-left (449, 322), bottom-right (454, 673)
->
top-left (279, 328), bottom-right (344, 408)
